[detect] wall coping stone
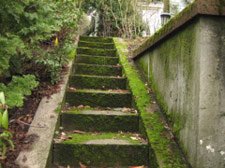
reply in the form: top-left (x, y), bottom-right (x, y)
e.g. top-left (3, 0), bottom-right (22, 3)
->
top-left (132, 0), bottom-right (225, 59)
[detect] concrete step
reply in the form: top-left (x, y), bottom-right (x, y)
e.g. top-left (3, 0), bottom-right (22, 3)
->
top-left (65, 89), bottom-right (132, 108)
top-left (78, 41), bottom-right (115, 49)
top-left (79, 36), bottom-right (113, 43)
top-left (69, 74), bottom-right (126, 90)
top-left (74, 63), bottom-right (122, 76)
top-left (77, 48), bottom-right (116, 57)
top-left (76, 55), bottom-right (119, 65)
top-left (53, 132), bottom-right (148, 167)
top-left (61, 108), bottom-right (139, 132)
top-left (52, 165), bottom-right (149, 168)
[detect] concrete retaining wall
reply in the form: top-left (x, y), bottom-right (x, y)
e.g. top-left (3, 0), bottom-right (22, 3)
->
top-left (134, 15), bottom-right (225, 168)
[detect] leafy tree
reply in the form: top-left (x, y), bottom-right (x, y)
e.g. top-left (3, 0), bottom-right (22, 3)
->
top-left (82, 0), bottom-right (146, 38)
top-left (0, 0), bottom-right (82, 109)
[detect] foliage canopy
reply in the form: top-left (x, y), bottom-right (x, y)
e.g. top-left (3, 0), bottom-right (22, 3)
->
top-left (82, 0), bottom-right (146, 38)
top-left (0, 0), bottom-right (82, 109)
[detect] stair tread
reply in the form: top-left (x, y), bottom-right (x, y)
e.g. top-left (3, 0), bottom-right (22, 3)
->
top-left (77, 48), bottom-right (116, 56)
top-left (54, 132), bottom-right (147, 145)
top-left (79, 36), bottom-right (113, 43)
top-left (54, 36), bottom-right (149, 167)
top-left (67, 89), bottom-right (130, 94)
top-left (77, 54), bottom-right (117, 59)
top-left (64, 109), bottom-right (138, 116)
top-left (75, 63), bottom-right (121, 67)
top-left (78, 47), bottom-right (116, 50)
top-left (52, 165), bottom-right (149, 168)
top-left (79, 40), bottom-right (114, 45)
top-left (71, 74), bottom-right (125, 79)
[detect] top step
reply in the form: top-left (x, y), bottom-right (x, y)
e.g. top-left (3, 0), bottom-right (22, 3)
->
top-left (80, 36), bottom-right (113, 43)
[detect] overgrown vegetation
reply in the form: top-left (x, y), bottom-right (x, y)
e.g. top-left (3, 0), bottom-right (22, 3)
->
top-left (0, 92), bottom-right (14, 160)
top-left (0, 0), bottom-right (82, 162)
top-left (82, 0), bottom-right (146, 38)
top-left (0, 0), bottom-right (82, 109)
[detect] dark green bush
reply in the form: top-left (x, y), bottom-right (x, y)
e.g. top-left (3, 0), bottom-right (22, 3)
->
top-left (0, 0), bottom-right (82, 109)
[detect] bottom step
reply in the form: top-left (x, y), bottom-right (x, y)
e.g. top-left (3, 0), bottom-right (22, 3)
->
top-left (53, 132), bottom-right (149, 167)
top-left (52, 165), bottom-right (149, 168)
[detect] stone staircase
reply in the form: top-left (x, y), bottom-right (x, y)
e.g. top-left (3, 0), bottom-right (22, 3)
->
top-left (52, 36), bottom-right (149, 167)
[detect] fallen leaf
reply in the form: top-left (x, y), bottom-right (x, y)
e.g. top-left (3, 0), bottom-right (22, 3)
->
top-left (122, 107), bottom-right (131, 112)
top-left (164, 124), bottom-right (171, 130)
top-left (73, 130), bottom-right (86, 134)
top-left (147, 88), bottom-right (151, 93)
top-left (130, 137), bottom-right (138, 140)
top-left (27, 117), bottom-right (33, 124)
top-left (130, 110), bottom-right (138, 114)
top-left (79, 162), bottom-right (87, 168)
top-left (77, 105), bottom-right (84, 108)
top-left (61, 132), bottom-right (66, 136)
top-left (130, 166), bottom-right (145, 168)
top-left (67, 165), bottom-right (71, 168)
top-left (68, 87), bottom-right (76, 91)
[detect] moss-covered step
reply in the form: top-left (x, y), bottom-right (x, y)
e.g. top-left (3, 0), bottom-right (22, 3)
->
top-left (77, 48), bottom-right (116, 57)
top-left (74, 63), bottom-right (122, 76)
top-left (78, 41), bottom-right (115, 49)
top-left (69, 74), bottom-right (126, 90)
top-left (65, 89), bottom-right (132, 107)
top-left (76, 55), bottom-right (119, 65)
top-left (61, 109), bottom-right (139, 132)
top-left (53, 132), bottom-right (148, 167)
top-left (80, 36), bottom-right (113, 43)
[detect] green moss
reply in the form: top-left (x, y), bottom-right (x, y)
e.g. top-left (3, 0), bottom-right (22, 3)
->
top-left (62, 132), bottom-right (142, 144)
top-left (61, 111), bottom-right (139, 132)
top-left (133, 0), bottom-right (197, 57)
top-left (76, 55), bottom-right (119, 65)
top-left (67, 49), bottom-right (75, 60)
top-left (77, 48), bottom-right (116, 57)
top-left (69, 74), bottom-right (126, 90)
top-left (55, 107), bottom-right (61, 114)
top-left (79, 36), bottom-right (113, 43)
top-left (75, 63), bottom-right (122, 76)
top-left (65, 107), bottom-right (94, 114)
top-left (54, 142), bottom-right (148, 166)
top-left (218, 0), bottom-right (225, 14)
top-left (78, 41), bottom-right (115, 49)
top-left (114, 38), bottom-right (188, 168)
top-left (135, 20), bottom-right (197, 136)
top-left (65, 89), bottom-right (132, 108)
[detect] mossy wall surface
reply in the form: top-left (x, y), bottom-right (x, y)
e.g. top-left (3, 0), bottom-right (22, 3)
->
top-left (114, 38), bottom-right (188, 168)
top-left (135, 16), bottom-right (225, 168)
